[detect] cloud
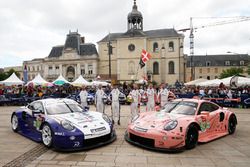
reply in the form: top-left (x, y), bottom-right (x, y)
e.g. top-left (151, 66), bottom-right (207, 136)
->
top-left (0, 0), bottom-right (250, 68)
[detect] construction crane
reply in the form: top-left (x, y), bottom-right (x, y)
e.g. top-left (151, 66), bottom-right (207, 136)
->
top-left (178, 16), bottom-right (250, 80)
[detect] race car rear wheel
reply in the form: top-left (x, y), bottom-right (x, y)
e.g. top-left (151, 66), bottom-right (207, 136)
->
top-left (41, 123), bottom-right (53, 148)
top-left (185, 124), bottom-right (198, 149)
top-left (228, 115), bottom-right (237, 134)
top-left (11, 114), bottom-right (19, 132)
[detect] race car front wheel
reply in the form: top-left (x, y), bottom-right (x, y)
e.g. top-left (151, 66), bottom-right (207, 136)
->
top-left (11, 114), bottom-right (19, 132)
top-left (185, 124), bottom-right (198, 149)
top-left (42, 123), bottom-right (53, 148)
top-left (228, 115), bottom-right (237, 134)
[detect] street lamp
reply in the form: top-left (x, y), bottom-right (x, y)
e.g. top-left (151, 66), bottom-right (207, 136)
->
top-left (107, 40), bottom-right (112, 80)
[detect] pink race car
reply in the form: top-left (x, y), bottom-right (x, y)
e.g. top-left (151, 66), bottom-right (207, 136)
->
top-left (125, 98), bottom-right (237, 151)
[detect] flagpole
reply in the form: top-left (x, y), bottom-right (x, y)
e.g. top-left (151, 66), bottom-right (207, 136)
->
top-left (135, 63), bottom-right (140, 81)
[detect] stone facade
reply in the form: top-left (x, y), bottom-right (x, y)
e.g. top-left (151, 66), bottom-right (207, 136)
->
top-left (186, 54), bottom-right (250, 81)
top-left (23, 31), bottom-right (98, 82)
top-left (98, 0), bottom-right (185, 84)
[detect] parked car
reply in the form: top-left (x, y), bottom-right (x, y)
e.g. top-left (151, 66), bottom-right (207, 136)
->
top-left (125, 98), bottom-right (237, 151)
top-left (11, 98), bottom-right (116, 151)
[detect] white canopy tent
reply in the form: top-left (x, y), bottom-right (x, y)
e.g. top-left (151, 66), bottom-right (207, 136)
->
top-left (0, 73), bottom-right (24, 86)
top-left (195, 79), bottom-right (223, 87)
top-left (221, 76), bottom-right (250, 86)
top-left (27, 73), bottom-right (51, 86)
top-left (72, 75), bottom-right (91, 86)
top-left (53, 74), bottom-right (70, 86)
top-left (184, 78), bottom-right (207, 86)
top-left (91, 80), bottom-right (110, 86)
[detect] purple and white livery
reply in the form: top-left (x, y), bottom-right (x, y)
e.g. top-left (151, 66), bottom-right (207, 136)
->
top-left (11, 98), bottom-right (116, 151)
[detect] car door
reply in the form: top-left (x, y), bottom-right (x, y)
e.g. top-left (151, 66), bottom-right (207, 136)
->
top-left (25, 101), bottom-right (45, 132)
top-left (197, 102), bottom-right (220, 135)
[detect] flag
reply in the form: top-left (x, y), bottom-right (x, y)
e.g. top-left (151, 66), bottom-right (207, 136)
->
top-left (23, 65), bottom-right (28, 83)
top-left (139, 49), bottom-right (151, 68)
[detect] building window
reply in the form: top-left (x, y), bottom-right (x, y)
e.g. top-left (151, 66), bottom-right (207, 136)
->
top-left (168, 61), bottom-right (175, 74)
top-left (32, 66), bottom-right (35, 71)
top-left (199, 68), bottom-right (202, 74)
top-left (48, 66), bottom-right (53, 75)
top-left (153, 42), bottom-right (158, 52)
top-left (199, 76), bottom-right (202, 78)
top-left (240, 61), bottom-right (244, 66)
top-left (225, 61), bottom-right (230, 66)
top-left (153, 62), bottom-right (159, 74)
top-left (207, 68), bottom-right (210, 73)
top-left (28, 66), bottom-right (30, 71)
top-left (215, 68), bottom-right (218, 73)
top-left (215, 76), bottom-right (218, 79)
top-left (81, 65), bottom-right (85, 75)
top-left (206, 61), bottom-right (211, 67)
top-left (168, 41), bottom-right (174, 52)
top-left (37, 66), bottom-right (39, 71)
top-left (55, 66), bottom-right (59, 75)
top-left (128, 61), bottom-right (135, 75)
top-left (207, 76), bottom-right (210, 80)
top-left (88, 65), bottom-right (93, 75)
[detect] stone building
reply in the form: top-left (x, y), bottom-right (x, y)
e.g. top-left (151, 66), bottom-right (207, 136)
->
top-left (97, 0), bottom-right (185, 84)
top-left (186, 54), bottom-right (250, 81)
top-left (23, 31), bottom-right (98, 82)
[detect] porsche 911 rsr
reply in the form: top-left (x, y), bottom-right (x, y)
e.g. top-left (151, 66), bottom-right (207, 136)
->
top-left (125, 99), bottom-right (237, 151)
top-left (11, 98), bottom-right (116, 151)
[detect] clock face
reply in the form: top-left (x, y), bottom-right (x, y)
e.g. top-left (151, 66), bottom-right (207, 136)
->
top-left (128, 44), bottom-right (135, 51)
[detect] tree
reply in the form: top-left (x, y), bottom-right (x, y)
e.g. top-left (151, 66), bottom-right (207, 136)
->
top-left (0, 69), bottom-right (20, 81)
top-left (219, 67), bottom-right (244, 79)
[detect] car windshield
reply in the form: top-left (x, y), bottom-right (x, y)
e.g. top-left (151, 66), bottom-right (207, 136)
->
top-left (46, 101), bottom-right (83, 115)
top-left (161, 101), bottom-right (198, 115)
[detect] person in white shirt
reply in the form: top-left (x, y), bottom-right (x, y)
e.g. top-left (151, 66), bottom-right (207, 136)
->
top-left (158, 84), bottom-right (169, 107)
top-left (146, 84), bottom-right (156, 111)
top-left (95, 84), bottom-right (105, 113)
top-left (129, 84), bottom-right (141, 119)
top-left (79, 86), bottom-right (88, 110)
top-left (111, 84), bottom-right (121, 125)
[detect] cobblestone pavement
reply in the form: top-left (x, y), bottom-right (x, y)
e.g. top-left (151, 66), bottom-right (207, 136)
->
top-left (0, 105), bottom-right (250, 167)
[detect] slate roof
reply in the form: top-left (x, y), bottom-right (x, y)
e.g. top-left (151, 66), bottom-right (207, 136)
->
top-left (98, 28), bottom-right (181, 43)
top-left (48, 32), bottom-right (98, 58)
top-left (186, 54), bottom-right (250, 67)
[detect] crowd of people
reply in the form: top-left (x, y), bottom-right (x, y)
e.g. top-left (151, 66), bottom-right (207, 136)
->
top-left (1, 81), bottom-right (250, 125)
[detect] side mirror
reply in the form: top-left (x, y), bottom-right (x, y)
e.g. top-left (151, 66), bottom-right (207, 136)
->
top-left (32, 109), bottom-right (41, 116)
top-left (200, 111), bottom-right (210, 116)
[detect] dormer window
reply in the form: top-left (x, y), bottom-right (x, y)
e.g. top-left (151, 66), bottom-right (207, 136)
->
top-left (206, 61), bottom-right (211, 66)
top-left (225, 61), bottom-right (230, 66)
top-left (240, 61), bottom-right (244, 66)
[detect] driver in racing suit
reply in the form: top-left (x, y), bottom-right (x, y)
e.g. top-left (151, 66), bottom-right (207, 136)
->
top-left (95, 84), bottom-right (105, 113)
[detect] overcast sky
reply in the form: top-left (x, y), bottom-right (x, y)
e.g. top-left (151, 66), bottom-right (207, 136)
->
top-left (0, 0), bottom-right (250, 68)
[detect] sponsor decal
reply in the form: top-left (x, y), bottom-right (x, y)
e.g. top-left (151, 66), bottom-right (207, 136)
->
top-left (198, 118), bottom-right (210, 132)
top-left (54, 132), bottom-right (65, 136)
top-left (134, 126), bottom-right (148, 132)
top-left (33, 115), bottom-right (45, 130)
top-left (90, 127), bottom-right (106, 133)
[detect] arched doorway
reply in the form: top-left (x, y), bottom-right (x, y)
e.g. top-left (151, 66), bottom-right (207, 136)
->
top-left (66, 66), bottom-right (75, 82)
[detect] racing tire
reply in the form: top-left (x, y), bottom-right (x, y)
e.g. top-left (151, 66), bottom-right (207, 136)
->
top-left (41, 123), bottom-right (53, 148)
top-left (11, 114), bottom-right (19, 132)
top-left (228, 115), bottom-right (237, 135)
top-left (185, 124), bottom-right (199, 149)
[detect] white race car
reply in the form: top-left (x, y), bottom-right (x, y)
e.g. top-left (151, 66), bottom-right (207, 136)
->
top-left (11, 98), bottom-right (116, 151)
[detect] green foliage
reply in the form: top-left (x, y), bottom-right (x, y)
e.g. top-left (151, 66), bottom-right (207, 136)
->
top-left (0, 68), bottom-right (20, 81)
top-left (219, 67), bottom-right (243, 79)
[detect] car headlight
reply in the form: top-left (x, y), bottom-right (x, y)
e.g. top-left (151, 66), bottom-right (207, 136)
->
top-left (61, 120), bottom-right (75, 131)
top-left (164, 120), bottom-right (178, 131)
top-left (102, 114), bottom-right (112, 124)
top-left (131, 114), bottom-right (140, 123)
